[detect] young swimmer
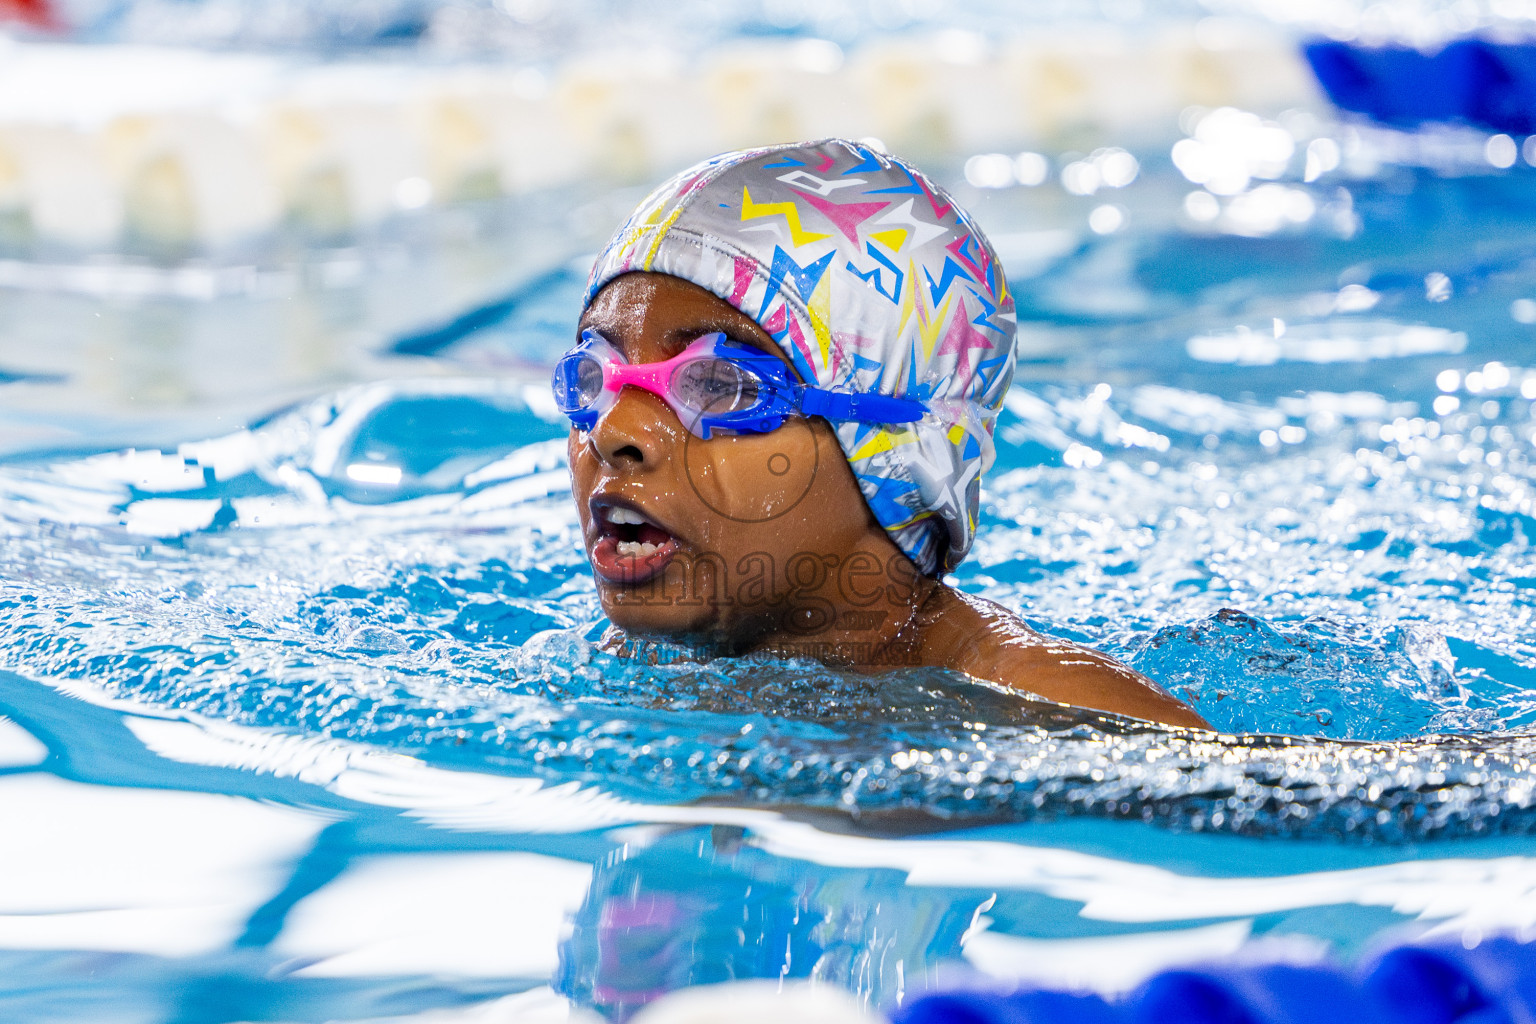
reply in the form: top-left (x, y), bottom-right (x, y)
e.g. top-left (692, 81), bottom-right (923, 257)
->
top-left (555, 138), bottom-right (1208, 730)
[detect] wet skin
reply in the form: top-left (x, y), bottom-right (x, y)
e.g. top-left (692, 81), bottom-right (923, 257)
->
top-left (570, 272), bottom-right (1210, 730)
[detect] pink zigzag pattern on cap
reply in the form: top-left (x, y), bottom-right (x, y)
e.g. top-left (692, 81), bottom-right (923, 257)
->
top-left (793, 190), bottom-right (890, 245)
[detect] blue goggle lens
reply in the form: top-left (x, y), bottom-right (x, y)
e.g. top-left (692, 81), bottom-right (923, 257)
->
top-left (552, 351), bottom-right (605, 414)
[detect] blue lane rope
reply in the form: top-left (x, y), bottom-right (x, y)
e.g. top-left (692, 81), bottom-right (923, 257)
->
top-left (1304, 39), bottom-right (1536, 134)
top-left (894, 935), bottom-right (1536, 1024)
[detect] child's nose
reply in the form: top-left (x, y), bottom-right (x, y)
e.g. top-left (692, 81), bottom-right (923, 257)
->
top-left (586, 384), bottom-right (680, 466)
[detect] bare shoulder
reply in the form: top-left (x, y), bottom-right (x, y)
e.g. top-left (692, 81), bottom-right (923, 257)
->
top-left (917, 588), bottom-right (1210, 730)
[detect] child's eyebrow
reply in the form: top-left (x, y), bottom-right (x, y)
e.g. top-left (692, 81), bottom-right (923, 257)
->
top-left (667, 323), bottom-right (740, 340)
top-left (667, 324), bottom-right (773, 353)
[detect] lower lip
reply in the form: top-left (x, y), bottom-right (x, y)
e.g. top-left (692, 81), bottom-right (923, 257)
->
top-left (589, 533), bottom-right (679, 586)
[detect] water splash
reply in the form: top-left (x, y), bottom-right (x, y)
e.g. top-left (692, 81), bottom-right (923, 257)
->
top-left (2, 376), bottom-right (1536, 843)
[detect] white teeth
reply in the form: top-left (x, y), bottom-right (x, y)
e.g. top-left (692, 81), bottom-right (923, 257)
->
top-left (615, 540), bottom-right (660, 558)
top-left (605, 506), bottom-right (647, 526)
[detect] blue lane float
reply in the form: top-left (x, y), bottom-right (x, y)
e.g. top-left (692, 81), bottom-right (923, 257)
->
top-left (1364, 937), bottom-right (1536, 1024)
top-left (894, 936), bottom-right (1536, 1024)
top-left (896, 990), bottom-right (1121, 1024)
top-left (1305, 38), bottom-right (1536, 134)
top-left (1132, 962), bottom-right (1390, 1024)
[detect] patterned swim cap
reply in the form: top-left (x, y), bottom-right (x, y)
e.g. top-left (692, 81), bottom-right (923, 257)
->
top-left (584, 138), bottom-right (1016, 575)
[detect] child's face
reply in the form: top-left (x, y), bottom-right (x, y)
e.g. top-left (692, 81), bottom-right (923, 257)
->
top-left (571, 272), bottom-right (900, 645)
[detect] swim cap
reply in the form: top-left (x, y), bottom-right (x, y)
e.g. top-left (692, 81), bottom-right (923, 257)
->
top-left (584, 139), bottom-right (1016, 575)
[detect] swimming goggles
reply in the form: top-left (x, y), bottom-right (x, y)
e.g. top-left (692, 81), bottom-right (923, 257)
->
top-left (551, 329), bottom-right (928, 440)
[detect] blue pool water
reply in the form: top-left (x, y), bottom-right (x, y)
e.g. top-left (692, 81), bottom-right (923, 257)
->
top-left (3, 121), bottom-right (1536, 1020)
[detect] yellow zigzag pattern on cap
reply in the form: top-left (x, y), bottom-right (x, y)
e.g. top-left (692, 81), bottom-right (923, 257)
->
top-left (893, 258), bottom-right (953, 358)
top-left (851, 425), bottom-right (920, 461)
top-left (807, 271), bottom-right (833, 367)
top-left (612, 191), bottom-right (676, 264)
top-left (740, 188), bottom-right (831, 248)
top-left (642, 201), bottom-right (690, 272)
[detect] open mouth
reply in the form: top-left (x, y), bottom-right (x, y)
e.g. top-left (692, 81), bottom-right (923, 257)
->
top-left (589, 500), bottom-right (680, 585)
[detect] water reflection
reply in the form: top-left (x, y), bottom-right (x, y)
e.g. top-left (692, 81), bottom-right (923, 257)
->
top-left (557, 826), bottom-right (978, 1018)
top-left (0, 665), bottom-right (1534, 1021)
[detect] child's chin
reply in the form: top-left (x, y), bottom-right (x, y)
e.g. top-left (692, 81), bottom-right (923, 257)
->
top-left (599, 596), bottom-right (719, 640)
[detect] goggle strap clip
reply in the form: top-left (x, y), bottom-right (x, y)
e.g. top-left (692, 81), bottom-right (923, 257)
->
top-left (802, 387), bottom-right (927, 425)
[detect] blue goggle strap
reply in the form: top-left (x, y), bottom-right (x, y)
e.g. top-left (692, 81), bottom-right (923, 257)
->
top-left (693, 383), bottom-right (927, 438)
top-left (799, 386), bottom-right (927, 425)
top-left (705, 341), bottom-right (929, 427)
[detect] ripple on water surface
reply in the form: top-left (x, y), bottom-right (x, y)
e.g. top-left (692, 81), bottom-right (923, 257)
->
top-left (2, 370), bottom-right (1535, 843)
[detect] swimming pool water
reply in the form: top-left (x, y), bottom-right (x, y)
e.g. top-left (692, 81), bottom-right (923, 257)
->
top-left (3, 119), bottom-right (1536, 1020)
